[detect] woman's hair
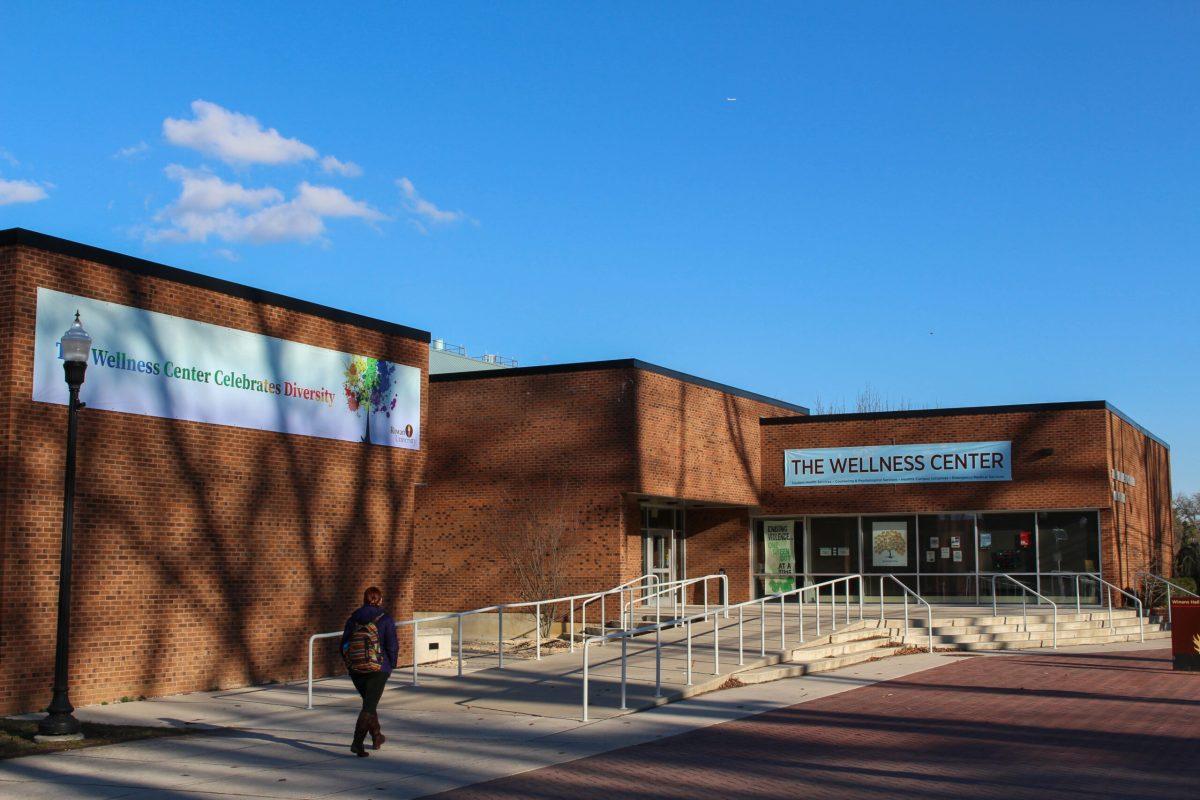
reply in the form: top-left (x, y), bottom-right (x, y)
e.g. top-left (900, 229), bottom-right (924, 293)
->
top-left (363, 586), bottom-right (383, 606)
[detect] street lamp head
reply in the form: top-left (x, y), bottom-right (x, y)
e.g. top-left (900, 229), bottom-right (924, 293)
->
top-left (60, 311), bottom-right (92, 364)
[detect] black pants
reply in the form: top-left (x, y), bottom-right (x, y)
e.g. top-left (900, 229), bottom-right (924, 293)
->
top-left (350, 671), bottom-right (388, 714)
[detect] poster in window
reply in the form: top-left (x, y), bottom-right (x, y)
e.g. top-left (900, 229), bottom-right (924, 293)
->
top-left (950, 536), bottom-right (961, 549)
top-left (940, 547), bottom-right (951, 559)
top-left (929, 537), bottom-right (939, 549)
top-left (763, 521), bottom-right (796, 593)
top-left (953, 550), bottom-right (964, 563)
top-left (926, 550), bottom-right (936, 563)
top-left (871, 522), bottom-right (908, 567)
top-left (980, 533), bottom-right (992, 548)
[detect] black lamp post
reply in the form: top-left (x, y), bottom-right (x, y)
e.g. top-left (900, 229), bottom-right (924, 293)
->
top-left (36, 311), bottom-right (92, 742)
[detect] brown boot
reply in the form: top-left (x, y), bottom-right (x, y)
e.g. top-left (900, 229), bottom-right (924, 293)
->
top-left (350, 711), bottom-right (370, 757)
top-left (368, 712), bottom-right (386, 750)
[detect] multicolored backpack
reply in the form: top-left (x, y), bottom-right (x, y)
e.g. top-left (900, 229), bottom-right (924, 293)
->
top-left (342, 613), bottom-right (386, 673)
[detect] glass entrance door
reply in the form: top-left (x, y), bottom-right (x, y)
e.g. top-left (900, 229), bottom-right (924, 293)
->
top-left (642, 505), bottom-right (685, 605)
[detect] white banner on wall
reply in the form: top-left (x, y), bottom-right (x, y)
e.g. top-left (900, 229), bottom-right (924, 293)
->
top-left (32, 288), bottom-right (421, 449)
top-left (785, 441), bottom-right (1011, 487)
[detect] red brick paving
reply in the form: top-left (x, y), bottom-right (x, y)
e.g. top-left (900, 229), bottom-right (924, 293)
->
top-left (424, 648), bottom-right (1200, 799)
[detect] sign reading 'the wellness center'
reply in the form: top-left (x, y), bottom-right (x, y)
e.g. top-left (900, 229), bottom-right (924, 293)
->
top-left (32, 288), bottom-right (421, 449)
top-left (784, 441), bottom-right (1011, 487)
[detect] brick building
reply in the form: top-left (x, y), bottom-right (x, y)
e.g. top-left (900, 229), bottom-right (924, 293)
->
top-left (0, 228), bottom-right (1176, 714)
top-left (0, 229), bottom-right (427, 715)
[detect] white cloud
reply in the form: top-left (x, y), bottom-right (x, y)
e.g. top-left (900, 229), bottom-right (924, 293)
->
top-left (0, 148), bottom-right (19, 167)
top-left (0, 177), bottom-right (49, 206)
top-left (113, 141), bottom-right (149, 159)
top-left (164, 165), bottom-right (282, 212)
top-left (150, 166), bottom-right (383, 244)
top-left (320, 155), bottom-right (362, 177)
top-left (163, 100), bottom-right (317, 166)
top-left (396, 177), bottom-right (466, 228)
top-left (212, 248), bottom-right (240, 262)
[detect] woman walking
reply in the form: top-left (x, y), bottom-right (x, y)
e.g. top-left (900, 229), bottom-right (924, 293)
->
top-left (340, 586), bottom-right (398, 757)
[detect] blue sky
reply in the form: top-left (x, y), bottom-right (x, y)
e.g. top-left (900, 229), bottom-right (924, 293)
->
top-left (1, 3), bottom-right (1197, 492)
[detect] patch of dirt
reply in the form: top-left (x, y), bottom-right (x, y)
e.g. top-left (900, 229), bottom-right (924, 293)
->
top-left (0, 718), bottom-right (193, 760)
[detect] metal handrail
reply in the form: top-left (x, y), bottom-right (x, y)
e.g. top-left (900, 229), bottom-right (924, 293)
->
top-left (991, 574), bottom-right (1058, 649)
top-left (1137, 573), bottom-right (1199, 628)
top-left (580, 574), bottom-right (865, 721)
top-left (1079, 574), bottom-right (1144, 642)
top-left (624, 573), bottom-right (731, 627)
top-left (878, 575), bottom-right (933, 653)
top-left (306, 579), bottom-right (651, 709)
top-left (580, 574), bottom-right (659, 637)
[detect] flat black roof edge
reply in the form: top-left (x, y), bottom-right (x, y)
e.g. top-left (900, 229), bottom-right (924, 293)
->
top-left (0, 228), bottom-right (432, 344)
top-left (432, 358), bottom-right (810, 414)
top-left (762, 400), bottom-right (1168, 449)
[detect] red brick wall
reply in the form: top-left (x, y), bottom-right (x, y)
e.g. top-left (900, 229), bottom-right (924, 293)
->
top-left (414, 366), bottom-right (797, 613)
top-left (634, 371), bottom-right (791, 507)
top-left (683, 508), bottom-right (752, 604)
top-left (760, 409), bottom-right (1112, 515)
top-left (414, 368), bottom-right (639, 612)
top-left (0, 243), bottom-right (427, 714)
top-left (1102, 410), bottom-right (1173, 592)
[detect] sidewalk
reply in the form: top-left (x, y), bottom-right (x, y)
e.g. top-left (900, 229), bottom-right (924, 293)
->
top-left (0, 642), bottom-right (965, 799)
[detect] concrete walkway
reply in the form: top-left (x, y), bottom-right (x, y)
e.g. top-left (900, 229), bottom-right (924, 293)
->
top-left (0, 645), bottom-right (977, 799)
top-left (0, 605), bottom-right (1160, 800)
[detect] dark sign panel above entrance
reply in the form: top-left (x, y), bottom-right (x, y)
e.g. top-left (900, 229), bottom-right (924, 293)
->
top-left (784, 441), bottom-right (1012, 487)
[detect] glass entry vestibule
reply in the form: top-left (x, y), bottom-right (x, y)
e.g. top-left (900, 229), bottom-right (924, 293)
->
top-left (643, 506), bottom-right (686, 598)
top-left (752, 510), bottom-right (1102, 603)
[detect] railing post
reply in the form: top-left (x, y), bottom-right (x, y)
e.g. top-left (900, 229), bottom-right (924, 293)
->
top-left (738, 604), bottom-right (744, 665)
top-left (412, 623), bottom-right (419, 686)
top-left (601, 595), bottom-right (606, 632)
top-left (816, 589), bottom-right (821, 638)
top-left (686, 620), bottom-right (693, 685)
top-left (780, 592), bottom-right (786, 650)
top-left (926, 602), bottom-right (933, 653)
top-left (498, 607), bottom-right (505, 670)
top-left (713, 612), bottom-right (720, 675)
top-left (457, 614), bottom-right (464, 677)
top-left (1107, 586), bottom-right (1113, 632)
top-left (903, 592), bottom-right (909, 644)
top-left (1167, 585), bottom-right (1173, 627)
top-left (620, 635), bottom-right (628, 710)
top-left (799, 591), bottom-right (805, 643)
top-left (569, 599), bottom-right (575, 654)
top-left (992, 576), bottom-right (998, 617)
top-left (654, 624), bottom-right (662, 698)
top-left (880, 576), bottom-right (885, 625)
top-left (760, 598), bottom-right (766, 657)
top-left (832, 583), bottom-right (838, 631)
top-left (306, 635), bottom-right (315, 710)
top-left (1052, 605), bottom-right (1058, 649)
top-left (1021, 590), bottom-right (1027, 633)
top-left (1075, 574), bottom-right (1081, 614)
top-left (858, 575), bottom-right (864, 622)
top-left (845, 579), bottom-right (850, 625)
top-left (582, 639), bottom-right (590, 722)
top-left (703, 580), bottom-right (709, 619)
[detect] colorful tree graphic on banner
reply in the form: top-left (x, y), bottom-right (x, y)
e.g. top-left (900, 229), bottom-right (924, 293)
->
top-left (343, 356), bottom-right (398, 444)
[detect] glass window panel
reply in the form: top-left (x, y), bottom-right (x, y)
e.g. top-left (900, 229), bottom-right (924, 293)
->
top-left (808, 517), bottom-right (859, 575)
top-left (918, 514), bottom-right (977, 600)
top-left (861, 516), bottom-right (918, 574)
top-left (1037, 511), bottom-right (1099, 574)
top-left (978, 512), bottom-right (1036, 573)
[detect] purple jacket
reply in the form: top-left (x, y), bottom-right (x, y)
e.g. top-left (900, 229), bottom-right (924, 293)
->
top-left (341, 604), bottom-right (399, 675)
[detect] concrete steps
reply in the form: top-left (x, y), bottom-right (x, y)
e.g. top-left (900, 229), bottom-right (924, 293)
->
top-left (876, 610), bottom-right (1164, 651)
